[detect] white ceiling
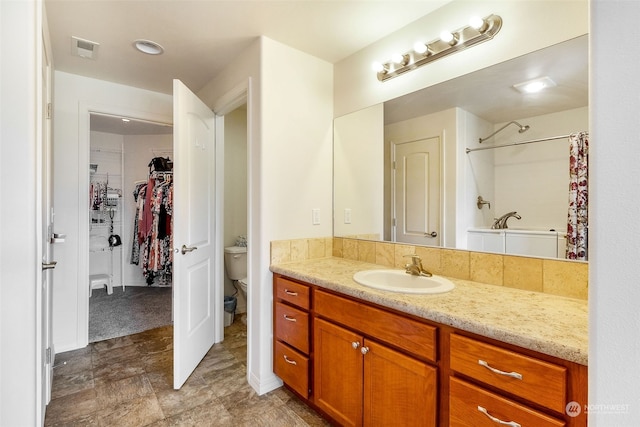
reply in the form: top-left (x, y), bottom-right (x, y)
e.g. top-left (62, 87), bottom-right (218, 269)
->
top-left (45, 0), bottom-right (451, 95)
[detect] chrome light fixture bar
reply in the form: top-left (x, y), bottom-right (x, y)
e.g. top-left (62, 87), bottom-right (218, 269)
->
top-left (375, 14), bottom-right (502, 82)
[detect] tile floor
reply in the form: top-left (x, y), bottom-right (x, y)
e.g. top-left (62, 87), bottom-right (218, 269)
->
top-left (44, 320), bottom-right (329, 426)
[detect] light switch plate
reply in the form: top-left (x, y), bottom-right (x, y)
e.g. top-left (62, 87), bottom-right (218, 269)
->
top-left (344, 208), bottom-right (352, 224)
top-left (312, 208), bottom-right (320, 225)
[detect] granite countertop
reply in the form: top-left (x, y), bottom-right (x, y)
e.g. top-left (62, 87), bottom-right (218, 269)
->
top-left (270, 257), bottom-right (588, 366)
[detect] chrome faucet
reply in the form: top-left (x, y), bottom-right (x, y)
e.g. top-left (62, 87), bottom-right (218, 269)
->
top-left (403, 254), bottom-right (432, 277)
top-left (491, 211), bottom-right (522, 229)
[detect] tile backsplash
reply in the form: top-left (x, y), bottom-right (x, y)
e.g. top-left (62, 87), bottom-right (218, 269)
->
top-left (270, 237), bottom-right (588, 300)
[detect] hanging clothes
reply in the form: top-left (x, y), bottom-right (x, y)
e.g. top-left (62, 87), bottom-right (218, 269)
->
top-left (130, 170), bottom-right (173, 285)
top-left (566, 131), bottom-right (589, 260)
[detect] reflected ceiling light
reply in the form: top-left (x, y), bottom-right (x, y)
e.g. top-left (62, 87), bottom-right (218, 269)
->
top-left (513, 76), bottom-right (557, 94)
top-left (373, 14), bottom-right (502, 82)
top-left (133, 39), bottom-right (164, 55)
top-left (121, 118), bottom-right (130, 123)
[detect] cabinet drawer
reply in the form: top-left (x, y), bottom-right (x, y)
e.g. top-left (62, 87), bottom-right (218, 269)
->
top-left (274, 341), bottom-right (309, 399)
top-left (450, 334), bottom-right (567, 413)
top-left (315, 289), bottom-right (436, 362)
top-left (275, 276), bottom-right (310, 310)
top-left (275, 302), bottom-right (309, 354)
top-left (450, 377), bottom-right (565, 427)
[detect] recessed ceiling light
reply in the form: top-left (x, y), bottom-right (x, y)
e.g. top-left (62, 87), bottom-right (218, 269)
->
top-left (133, 39), bottom-right (164, 55)
top-left (121, 118), bottom-right (130, 123)
top-left (513, 76), bottom-right (557, 94)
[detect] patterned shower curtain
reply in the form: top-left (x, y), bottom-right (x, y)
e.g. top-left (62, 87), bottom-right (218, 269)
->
top-left (566, 131), bottom-right (589, 260)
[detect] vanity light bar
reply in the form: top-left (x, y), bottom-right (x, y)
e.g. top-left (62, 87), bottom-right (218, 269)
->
top-left (375, 14), bottom-right (502, 82)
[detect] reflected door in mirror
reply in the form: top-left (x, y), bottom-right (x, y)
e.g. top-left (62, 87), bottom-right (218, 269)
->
top-left (394, 137), bottom-right (440, 245)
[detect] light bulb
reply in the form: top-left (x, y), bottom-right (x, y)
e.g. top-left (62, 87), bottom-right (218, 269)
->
top-left (469, 16), bottom-right (486, 31)
top-left (440, 30), bottom-right (455, 44)
top-left (371, 61), bottom-right (385, 73)
top-left (391, 53), bottom-right (407, 65)
top-left (413, 42), bottom-right (428, 55)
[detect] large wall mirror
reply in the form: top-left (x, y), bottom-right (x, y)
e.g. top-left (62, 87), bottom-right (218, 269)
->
top-left (334, 35), bottom-right (588, 261)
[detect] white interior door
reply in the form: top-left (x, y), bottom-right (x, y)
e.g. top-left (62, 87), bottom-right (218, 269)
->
top-left (393, 137), bottom-right (441, 245)
top-left (40, 28), bottom-right (54, 410)
top-left (173, 79), bottom-right (217, 389)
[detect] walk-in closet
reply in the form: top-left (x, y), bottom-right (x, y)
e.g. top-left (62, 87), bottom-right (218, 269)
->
top-left (88, 113), bottom-right (174, 342)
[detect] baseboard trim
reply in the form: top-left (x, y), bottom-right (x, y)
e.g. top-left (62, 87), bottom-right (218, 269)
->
top-left (248, 370), bottom-right (283, 396)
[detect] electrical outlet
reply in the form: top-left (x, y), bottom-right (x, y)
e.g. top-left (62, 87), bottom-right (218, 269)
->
top-left (344, 208), bottom-right (352, 224)
top-left (312, 208), bottom-right (320, 225)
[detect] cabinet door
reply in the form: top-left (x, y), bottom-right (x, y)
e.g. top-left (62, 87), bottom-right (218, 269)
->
top-left (314, 318), bottom-right (363, 427)
top-left (363, 339), bottom-right (437, 427)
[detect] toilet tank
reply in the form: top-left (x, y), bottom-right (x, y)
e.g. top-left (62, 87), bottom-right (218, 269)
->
top-left (224, 246), bottom-right (247, 280)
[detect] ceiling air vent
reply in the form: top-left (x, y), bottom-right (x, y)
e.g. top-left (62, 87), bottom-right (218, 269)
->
top-left (71, 36), bottom-right (100, 60)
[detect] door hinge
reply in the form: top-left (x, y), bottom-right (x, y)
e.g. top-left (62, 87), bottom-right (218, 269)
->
top-left (392, 161), bottom-right (396, 170)
top-left (45, 347), bottom-right (52, 364)
top-left (46, 103), bottom-right (52, 120)
top-left (392, 218), bottom-right (396, 227)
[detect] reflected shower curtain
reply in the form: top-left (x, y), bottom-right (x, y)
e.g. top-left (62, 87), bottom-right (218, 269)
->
top-left (566, 131), bottom-right (589, 260)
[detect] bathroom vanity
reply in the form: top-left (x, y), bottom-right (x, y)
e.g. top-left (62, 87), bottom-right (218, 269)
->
top-left (271, 258), bottom-right (587, 427)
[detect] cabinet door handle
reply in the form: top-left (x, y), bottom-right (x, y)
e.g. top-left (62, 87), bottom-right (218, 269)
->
top-left (283, 314), bottom-right (297, 322)
top-left (478, 360), bottom-right (523, 380)
top-left (283, 355), bottom-right (297, 365)
top-left (351, 341), bottom-right (360, 350)
top-left (284, 289), bottom-right (298, 296)
top-left (360, 346), bottom-right (370, 355)
top-left (477, 406), bottom-right (521, 427)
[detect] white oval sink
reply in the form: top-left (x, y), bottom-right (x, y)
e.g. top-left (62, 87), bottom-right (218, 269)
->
top-left (353, 269), bottom-right (455, 294)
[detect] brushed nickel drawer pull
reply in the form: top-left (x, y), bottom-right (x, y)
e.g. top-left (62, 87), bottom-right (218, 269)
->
top-left (284, 289), bottom-right (298, 296)
top-left (283, 314), bottom-right (297, 322)
top-left (283, 355), bottom-right (297, 365)
top-left (477, 406), bottom-right (521, 427)
top-left (478, 359), bottom-right (523, 380)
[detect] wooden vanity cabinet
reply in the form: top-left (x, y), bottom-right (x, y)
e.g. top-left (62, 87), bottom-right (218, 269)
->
top-left (272, 274), bottom-right (587, 427)
top-left (313, 289), bottom-right (438, 427)
top-left (273, 275), bottom-right (311, 398)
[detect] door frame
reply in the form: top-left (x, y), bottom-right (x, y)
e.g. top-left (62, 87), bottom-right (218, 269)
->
top-left (213, 81), bottom-right (250, 350)
top-left (77, 103), bottom-right (173, 346)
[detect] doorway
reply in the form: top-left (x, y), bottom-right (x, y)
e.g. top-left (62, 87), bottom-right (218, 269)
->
top-left (223, 104), bottom-right (248, 331)
top-left (88, 113), bottom-right (174, 342)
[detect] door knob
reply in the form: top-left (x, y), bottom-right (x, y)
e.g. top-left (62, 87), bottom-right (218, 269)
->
top-left (425, 231), bottom-right (438, 238)
top-left (42, 261), bottom-right (57, 270)
top-left (181, 245), bottom-right (198, 255)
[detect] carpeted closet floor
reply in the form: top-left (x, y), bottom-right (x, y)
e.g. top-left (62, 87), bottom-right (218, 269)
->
top-left (89, 286), bottom-right (173, 343)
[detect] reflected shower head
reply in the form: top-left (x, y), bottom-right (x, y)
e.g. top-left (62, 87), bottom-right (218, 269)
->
top-left (479, 121), bottom-right (531, 143)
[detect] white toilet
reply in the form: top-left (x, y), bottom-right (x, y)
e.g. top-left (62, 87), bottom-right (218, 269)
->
top-left (224, 246), bottom-right (248, 323)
